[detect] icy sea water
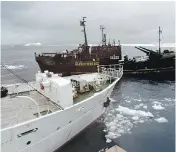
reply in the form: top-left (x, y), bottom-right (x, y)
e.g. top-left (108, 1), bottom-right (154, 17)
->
top-left (1, 45), bottom-right (175, 152)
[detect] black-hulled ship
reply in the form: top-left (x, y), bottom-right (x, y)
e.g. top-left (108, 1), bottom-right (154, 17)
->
top-left (35, 17), bottom-right (122, 76)
top-left (123, 27), bottom-right (175, 79)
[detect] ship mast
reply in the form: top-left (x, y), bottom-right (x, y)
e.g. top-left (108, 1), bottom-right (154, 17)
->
top-left (158, 26), bottom-right (162, 55)
top-left (118, 40), bottom-right (121, 46)
top-left (80, 17), bottom-right (88, 47)
top-left (113, 39), bottom-right (115, 46)
top-left (100, 25), bottom-right (106, 45)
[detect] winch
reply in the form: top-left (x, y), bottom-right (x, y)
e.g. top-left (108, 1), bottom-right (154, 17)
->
top-left (1, 86), bottom-right (8, 98)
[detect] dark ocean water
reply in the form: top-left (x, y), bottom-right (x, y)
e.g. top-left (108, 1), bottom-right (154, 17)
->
top-left (1, 45), bottom-right (175, 152)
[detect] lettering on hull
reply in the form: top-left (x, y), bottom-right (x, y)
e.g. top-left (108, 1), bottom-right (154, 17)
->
top-left (75, 62), bottom-right (99, 66)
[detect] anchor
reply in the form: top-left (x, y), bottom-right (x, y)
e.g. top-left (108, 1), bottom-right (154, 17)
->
top-left (103, 97), bottom-right (110, 107)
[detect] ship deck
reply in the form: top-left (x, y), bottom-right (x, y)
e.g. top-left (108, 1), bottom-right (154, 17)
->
top-left (65, 73), bottom-right (112, 104)
top-left (73, 82), bottom-right (111, 104)
top-left (1, 86), bottom-right (61, 129)
top-left (1, 73), bottom-right (115, 129)
top-left (65, 73), bottom-right (100, 83)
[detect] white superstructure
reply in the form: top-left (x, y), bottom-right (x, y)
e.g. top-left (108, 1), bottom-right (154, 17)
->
top-left (1, 64), bottom-right (123, 152)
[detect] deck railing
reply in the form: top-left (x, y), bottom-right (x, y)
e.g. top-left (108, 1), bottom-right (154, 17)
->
top-left (97, 64), bottom-right (123, 79)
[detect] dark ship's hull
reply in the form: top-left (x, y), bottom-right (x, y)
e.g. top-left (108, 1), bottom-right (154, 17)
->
top-left (36, 45), bottom-right (122, 76)
top-left (36, 59), bottom-right (119, 75)
top-left (123, 26), bottom-right (175, 80)
top-left (123, 46), bottom-right (175, 79)
top-left (124, 67), bottom-right (175, 80)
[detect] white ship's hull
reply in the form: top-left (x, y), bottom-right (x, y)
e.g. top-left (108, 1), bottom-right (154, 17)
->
top-left (1, 76), bottom-right (121, 152)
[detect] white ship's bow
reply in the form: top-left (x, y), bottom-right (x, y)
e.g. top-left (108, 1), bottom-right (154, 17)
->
top-left (1, 64), bottom-right (123, 152)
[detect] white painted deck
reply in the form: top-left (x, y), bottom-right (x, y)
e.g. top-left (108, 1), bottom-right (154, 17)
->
top-left (1, 77), bottom-right (109, 129)
top-left (1, 89), bottom-right (60, 129)
top-left (65, 73), bottom-right (99, 83)
top-left (1, 69), bottom-right (121, 130)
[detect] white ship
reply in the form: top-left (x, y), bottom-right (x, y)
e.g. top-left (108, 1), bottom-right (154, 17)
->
top-left (1, 64), bottom-right (123, 152)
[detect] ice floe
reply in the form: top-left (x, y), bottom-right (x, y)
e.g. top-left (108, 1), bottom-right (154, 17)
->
top-left (132, 98), bottom-right (142, 102)
top-left (104, 113), bottom-right (133, 139)
top-left (1, 65), bottom-right (26, 70)
top-left (138, 119), bottom-right (145, 123)
top-left (125, 100), bottom-right (131, 103)
top-left (164, 98), bottom-right (171, 101)
top-left (105, 131), bottom-right (118, 139)
top-left (106, 138), bottom-right (112, 143)
top-left (107, 113), bottom-right (113, 116)
top-left (132, 116), bottom-right (139, 121)
top-left (116, 106), bottom-right (154, 118)
top-left (104, 105), bottom-right (154, 141)
top-left (153, 101), bottom-right (164, 105)
top-left (155, 117), bottom-right (168, 123)
top-left (134, 103), bottom-right (144, 109)
top-left (143, 105), bottom-right (147, 109)
top-left (152, 104), bottom-right (165, 110)
top-left (103, 92), bottom-right (173, 142)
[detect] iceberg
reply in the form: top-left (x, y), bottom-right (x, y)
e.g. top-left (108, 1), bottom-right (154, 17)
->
top-left (24, 42), bottom-right (42, 46)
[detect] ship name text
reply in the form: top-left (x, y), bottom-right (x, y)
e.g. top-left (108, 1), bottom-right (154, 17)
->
top-left (75, 62), bottom-right (99, 66)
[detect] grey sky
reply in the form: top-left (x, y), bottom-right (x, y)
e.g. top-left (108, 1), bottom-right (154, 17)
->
top-left (1, 1), bottom-right (175, 45)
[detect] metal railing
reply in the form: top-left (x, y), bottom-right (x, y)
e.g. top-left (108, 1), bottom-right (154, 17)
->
top-left (97, 64), bottom-right (123, 80)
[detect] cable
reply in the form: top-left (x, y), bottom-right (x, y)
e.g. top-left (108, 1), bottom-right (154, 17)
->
top-left (1, 64), bottom-right (34, 89)
top-left (1, 64), bottom-right (64, 110)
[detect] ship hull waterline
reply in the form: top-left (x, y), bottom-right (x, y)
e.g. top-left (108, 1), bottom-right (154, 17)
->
top-left (123, 67), bottom-right (175, 79)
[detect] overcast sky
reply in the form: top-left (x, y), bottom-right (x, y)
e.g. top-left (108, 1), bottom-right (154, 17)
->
top-left (1, 1), bottom-right (175, 45)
